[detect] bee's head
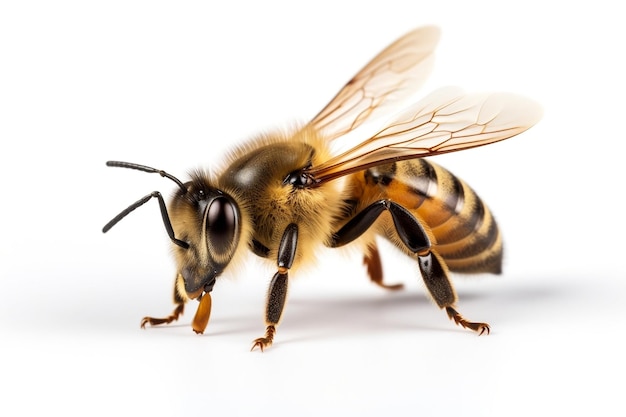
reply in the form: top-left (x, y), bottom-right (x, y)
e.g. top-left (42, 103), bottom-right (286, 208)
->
top-left (102, 162), bottom-right (242, 300)
top-left (169, 174), bottom-right (242, 299)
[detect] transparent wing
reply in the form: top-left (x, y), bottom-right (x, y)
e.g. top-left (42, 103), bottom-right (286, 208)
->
top-left (307, 26), bottom-right (441, 141)
top-left (305, 87), bottom-right (543, 184)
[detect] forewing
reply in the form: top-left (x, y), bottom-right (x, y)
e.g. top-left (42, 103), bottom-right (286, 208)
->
top-left (308, 26), bottom-right (441, 141)
top-left (305, 87), bottom-right (543, 183)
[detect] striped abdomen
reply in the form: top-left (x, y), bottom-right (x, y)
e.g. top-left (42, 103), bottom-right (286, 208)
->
top-left (361, 159), bottom-right (503, 274)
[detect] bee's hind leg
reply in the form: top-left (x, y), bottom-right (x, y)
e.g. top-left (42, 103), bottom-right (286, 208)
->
top-left (331, 199), bottom-right (489, 335)
top-left (364, 244), bottom-right (404, 291)
top-left (417, 251), bottom-right (490, 335)
top-left (392, 204), bottom-right (490, 335)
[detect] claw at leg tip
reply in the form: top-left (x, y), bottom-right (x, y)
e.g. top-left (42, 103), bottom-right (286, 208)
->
top-left (251, 340), bottom-right (268, 352)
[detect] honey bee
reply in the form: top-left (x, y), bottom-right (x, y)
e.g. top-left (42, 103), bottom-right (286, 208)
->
top-left (103, 26), bottom-right (541, 351)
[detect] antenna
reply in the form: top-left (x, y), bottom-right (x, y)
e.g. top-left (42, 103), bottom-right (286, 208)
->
top-left (106, 161), bottom-right (187, 193)
top-left (102, 161), bottom-right (189, 249)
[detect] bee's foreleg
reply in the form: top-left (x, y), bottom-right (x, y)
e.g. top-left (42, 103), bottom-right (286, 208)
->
top-left (140, 274), bottom-right (186, 328)
top-left (251, 223), bottom-right (298, 352)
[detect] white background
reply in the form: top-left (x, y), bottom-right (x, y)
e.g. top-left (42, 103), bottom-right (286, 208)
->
top-left (1, 1), bottom-right (624, 416)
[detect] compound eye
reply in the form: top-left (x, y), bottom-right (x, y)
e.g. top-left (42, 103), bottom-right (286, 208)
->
top-left (205, 196), bottom-right (239, 257)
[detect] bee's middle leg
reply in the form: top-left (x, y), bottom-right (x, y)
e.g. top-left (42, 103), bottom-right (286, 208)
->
top-left (251, 223), bottom-right (298, 352)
